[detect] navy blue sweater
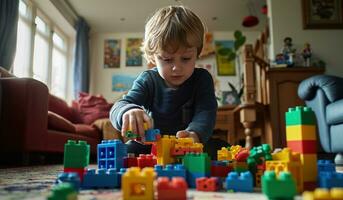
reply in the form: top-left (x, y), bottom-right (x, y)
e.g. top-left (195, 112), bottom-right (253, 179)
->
top-left (110, 67), bottom-right (217, 143)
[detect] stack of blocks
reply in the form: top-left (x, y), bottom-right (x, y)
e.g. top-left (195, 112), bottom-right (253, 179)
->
top-left (98, 139), bottom-right (127, 170)
top-left (286, 106), bottom-right (318, 190)
top-left (63, 140), bottom-right (90, 181)
top-left (182, 152), bottom-right (211, 188)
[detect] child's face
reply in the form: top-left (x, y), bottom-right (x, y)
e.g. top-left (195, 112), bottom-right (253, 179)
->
top-left (153, 47), bottom-right (197, 88)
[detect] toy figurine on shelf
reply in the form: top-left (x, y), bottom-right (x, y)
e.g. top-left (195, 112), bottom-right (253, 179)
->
top-left (281, 37), bottom-right (296, 67)
top-left (302, 42), bottom-right (312, 67)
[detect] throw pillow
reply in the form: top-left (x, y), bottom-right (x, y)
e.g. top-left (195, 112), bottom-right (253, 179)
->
top-left (48, 94), bottom-right (75, 122)
top-left (48, 111), bottom-right (76, 133)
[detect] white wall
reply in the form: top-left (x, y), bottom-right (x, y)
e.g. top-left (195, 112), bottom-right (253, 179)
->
top-left (89, 31), bottom-right (259, 103)
top-left (268, 0), bottom-right (343, 76)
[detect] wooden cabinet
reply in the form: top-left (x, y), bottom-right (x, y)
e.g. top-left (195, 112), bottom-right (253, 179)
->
top-left (266, 67), bottom-right (325, 148)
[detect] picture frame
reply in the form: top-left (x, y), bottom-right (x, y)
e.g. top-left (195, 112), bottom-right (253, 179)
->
top-left (104, 39), bottom-right (121, 68)
top-left (125, 38), bottom-right (143, 67)
top-left (302, 0), bottom-right (343, 29)
top-left (214, 40), bottom-right (236, 76)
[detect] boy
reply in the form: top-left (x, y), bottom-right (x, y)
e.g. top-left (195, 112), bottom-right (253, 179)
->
top-left (110, 5), bottom-right (217, 145)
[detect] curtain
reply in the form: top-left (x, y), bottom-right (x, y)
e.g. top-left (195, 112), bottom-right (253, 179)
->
top-left (73, 17), bottom-right (90, 99)
top-left (0, 0), bottom-right (19, 70)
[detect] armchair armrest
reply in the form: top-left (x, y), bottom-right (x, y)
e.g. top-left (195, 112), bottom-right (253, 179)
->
top-left (298, 75), bottom-right (343, 103)
top-left (0, 77), bottom-right (49, 152)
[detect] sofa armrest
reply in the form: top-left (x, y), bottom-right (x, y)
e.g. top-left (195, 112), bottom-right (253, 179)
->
top-left (0, 77), bottom-right (49, 152)
top-left (298, 75), bottom-right (343, 103)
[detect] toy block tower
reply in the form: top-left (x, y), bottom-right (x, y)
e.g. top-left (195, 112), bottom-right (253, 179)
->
top-left (286, 106), bottom-right (317, 190)
top-left (63, 140), bottom-right (90, 180)
top-left (182, 152), bottom-right (211, 188)
top-left (98, 139), bottom-right (127, 170)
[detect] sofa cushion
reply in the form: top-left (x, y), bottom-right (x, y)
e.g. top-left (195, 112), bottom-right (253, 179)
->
top-left (48, 111), bottom-right (76, 133)
top-left (326, 98), bottom-right (343, 125)
top-left (48, 94), bottom-right (75, 122)
top-left (74, 124), bottom-right (101, 139)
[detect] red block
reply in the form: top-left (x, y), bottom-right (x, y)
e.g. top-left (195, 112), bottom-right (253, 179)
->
top-left (64, 167), bottom-right (86, 181)
top-left (137, 154), bottom-right (157, 168)
top-left (196, 177), bottom-right (221, 191)
top-left (287, 140), bottom-right (317, 154)
top-left (151, 143), bottom-right (157, 156)
top-left (211, 165), bottom-right (232, 177)
top-left (123, 154), bottom-right (138, 168)
top-left (157, 177), bottom-right (187, 200)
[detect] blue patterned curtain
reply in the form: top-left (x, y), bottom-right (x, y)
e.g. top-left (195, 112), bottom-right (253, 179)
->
top-left (73, 17), bottom-right (90, 98)
top-left (0, 0), bottom-right (19, 70)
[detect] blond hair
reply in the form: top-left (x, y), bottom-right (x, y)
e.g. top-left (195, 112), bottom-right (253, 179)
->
top-left (142, 6), bottom-right (205, 63)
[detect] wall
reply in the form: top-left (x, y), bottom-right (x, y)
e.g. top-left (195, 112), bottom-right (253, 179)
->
top-left (89, 31), bottom-right (259, 103)
top-left (268, 0), bottom-right (343, 76)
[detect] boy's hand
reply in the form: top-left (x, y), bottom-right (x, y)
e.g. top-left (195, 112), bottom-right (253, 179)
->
top-left (176, 130), bottom-right (200, 143)
top-left (122, 108), bottom-right (152, 138)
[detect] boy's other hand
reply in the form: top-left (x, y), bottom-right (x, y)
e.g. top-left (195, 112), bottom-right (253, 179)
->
top-left (176, 130), bottom-right (200, 143)
top-left (122, 108), bottom-right (152, 138)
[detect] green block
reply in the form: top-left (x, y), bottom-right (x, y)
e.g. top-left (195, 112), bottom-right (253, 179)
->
top-left (47, 183), bottom-right (77, 200)
top-left (262, 171), bottom-right (297, 200)
top-left (182, 153), bottom-right (210, 173)
top-left (285, 106), bottom-right (316, 126)
top-left (63, 140), bottom-right (90, 168)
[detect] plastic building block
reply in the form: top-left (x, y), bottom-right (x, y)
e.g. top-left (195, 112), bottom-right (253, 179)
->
top-left (123, 153), bottom-right (138, 168)
top-left (255, 168), bottom-right (264, 188)
top-left (225, 171), bottom-right (253, 192)
top-left (63, 140), bottom-right (90, 168)
top-left (217, 147), bottom-right (232, 161)
top-left (233, 161), bottom-right (249, 173)
top-left (303, 188), bottom-right (343, 200)
top-left (182, 153), bottom-right (211, 174)
top-left (145, 128), bottom-right (160, 142)
top-left (272, 148), bottom-right (301, 162)
top-left (98, 139), bottom-right (127, 170)
top-left (56, 172), bottom-right (81, 191)
top-left (285, 106), bottom-right (316, 126)
top-left (122, 167), bottom-right (156, 200)
top-left (171, 139), bottom-right (203, 156)
top-left (318, 171), bottom-right (343, 189)
top-left (196, 177), bottom-right (221, 191)
top-left (230, 145), bottom-right (243, 157)
top-left (287, 140), bottom-right (317, 154)
top-left (247, 144), bottom-right (272, 167)
top-left (156, 177), bottom-right (187, 200)
top-left (154, 164), bottom-right (186, 179)
top-left (125, 130), bottom-right (139, 139)
top-left (318, 160), bottom-right (336, 173)
top-left (117, 168), bottom-right (127, 188)
top-left (187, 171), bottom-right (209, 188)
top-left (262, 171), bottom-right (296, 200)
top-left (137, 154), bottom-right (157, 168)
top-left (211, 161), bottom-right (233, 177)
top-left (63, 168), bottom-right (86, 182)
top-left (235, 149), bottom-right (250, 162)
top-left (82, 168), bottom-right (118, 189)
top-left (47, 183), bottom-right (77, 200)
top-left (156, 135), bottom-right (177, 165)
top-left (300, 154), bottom-right (318, 182)
top-left (286, 125), bottom-right (316, 141)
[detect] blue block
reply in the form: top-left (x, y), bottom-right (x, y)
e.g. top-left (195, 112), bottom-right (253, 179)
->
top-left (145, 129), bottom-right (160, 142)
top-left (117, 168), bottom-right (127, 188)
top-left (318, 171), bottom-right (343, 189)
top-left (154, 164), bottom-right (186, 179)
top-left (187, 171), bottom-right (209, 188)
top-left (97, 140), bottom-right (127, 170)
top-left (55, 172), bottom-right (81, 191)
top-left (318, 160), bottom-right (336, 173)
top-left (82, 168), bottom-right (118, 189)
top-left (226, 171), bottom-right (253, 192)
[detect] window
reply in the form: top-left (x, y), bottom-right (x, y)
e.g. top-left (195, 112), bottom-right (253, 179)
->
top-left (13, 0), bottom-right (71, 99)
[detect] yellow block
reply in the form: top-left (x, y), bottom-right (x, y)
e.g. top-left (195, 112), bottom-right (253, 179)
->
top-left (156, 135), bottom-right (177, 165)
top-left (300, 154), bottom-right (317, 182)
top-left (303, 188), bottom-right (343, 200)
top-left (122, 167), bottom-right (156, 200)
top-left (217, 147), bottom-right (232, 161)
top-left (272, 148), bottom-right (301, 162)
top-left (286, 125), bottom-right (316, 141)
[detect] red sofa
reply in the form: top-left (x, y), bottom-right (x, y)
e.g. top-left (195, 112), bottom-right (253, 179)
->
top-left (0, 77), bottom-right (101, 159)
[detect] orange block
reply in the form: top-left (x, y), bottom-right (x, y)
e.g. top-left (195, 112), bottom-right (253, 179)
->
top-left (300, 154), bottom-right (317, 182)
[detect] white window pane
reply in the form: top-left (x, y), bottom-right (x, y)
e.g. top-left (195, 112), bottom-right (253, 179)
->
top-left (35, 16), bottom-right (47, 34)
top-left (19, 0), bottom-right (27, 16)
top-left (51, 48), bottom-right (67, 99)
top-left (53, 32), bottom-right (65, 50)
top-left (13, 18), bottom-right (31, 77)
top-left (32, 34), bottom-right (49, 84)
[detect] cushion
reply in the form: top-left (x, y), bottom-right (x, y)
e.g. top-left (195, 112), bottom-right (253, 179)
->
top-left (73, 92), bottom-right (113, 125)
top-left (74, 124), bottom-right (101, 139)
top-left (48, 94), bottom-right (74, 122)
top-left (326, 99), bottom-right (343, 125)
top-left (48, 111), bottom-right (76, 133)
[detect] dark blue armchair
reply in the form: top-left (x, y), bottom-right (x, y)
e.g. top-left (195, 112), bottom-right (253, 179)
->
top-left (298, 75), bottom-right (343, 166)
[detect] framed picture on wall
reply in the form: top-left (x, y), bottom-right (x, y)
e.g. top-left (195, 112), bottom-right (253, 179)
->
top-left (104, 39), bottom-right (121, 68)
top-left (126, 38), bottom-right (143, 67)
top-left (215, 40), bottom-right (236, 76)
top-left (302, 0), bottom-right (343, 29)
